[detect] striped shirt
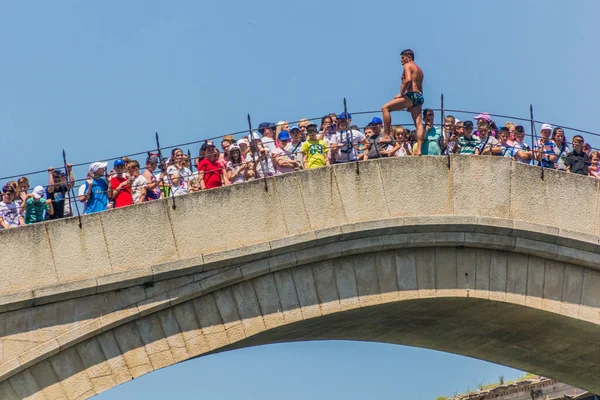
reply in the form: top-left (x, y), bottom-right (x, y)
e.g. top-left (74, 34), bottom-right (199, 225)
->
top-left (457, 136), bottom-right (480, 155)
top-left (534, 140), bottom-right (557, 168)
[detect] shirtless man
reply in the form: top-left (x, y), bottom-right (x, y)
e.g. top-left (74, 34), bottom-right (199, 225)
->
top-left (381, 49), bottom-right (425, 155)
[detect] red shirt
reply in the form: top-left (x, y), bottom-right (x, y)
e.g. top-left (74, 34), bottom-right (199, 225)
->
top-left (110, 176), bottom-right (133, 208)
top-left (198, 158), bottom-right (223, 189)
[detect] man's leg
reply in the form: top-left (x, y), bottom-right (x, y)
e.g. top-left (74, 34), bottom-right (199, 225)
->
top-left (382, 97), bottom-right (413, 135)
top-left (409, 105), bottom-right (424, 156)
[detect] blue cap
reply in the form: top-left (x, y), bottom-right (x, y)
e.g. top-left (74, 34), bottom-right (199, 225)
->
top-left (278, 130), bottom-right (291, 141)
top-left (369, 117), bottom-right (383, 126)
top-left (337, 112), bottom-right (351, 120)
top-left (290, 125), bottom-right (300, 132)
top-left (114, 159), bottom-right (125, 167)
top-left (258, 122), bottom-right (276, 134)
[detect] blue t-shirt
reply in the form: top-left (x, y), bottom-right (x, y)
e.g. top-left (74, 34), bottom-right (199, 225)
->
top-left (85, 177), bottom-right (109, 214)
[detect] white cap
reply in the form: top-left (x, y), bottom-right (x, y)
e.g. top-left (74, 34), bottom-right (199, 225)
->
top-left (540, 123), bottom-right (552, 131)
top-left (32, 186), bottom-right (45, 200)
top-left (89, 161), bottom-right (108, 173)
top-left (236, 138), bottom-right (249, 146)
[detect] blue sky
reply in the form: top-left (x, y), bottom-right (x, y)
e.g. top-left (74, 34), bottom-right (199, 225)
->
top-left (1, 0), bottom-right (598, 398)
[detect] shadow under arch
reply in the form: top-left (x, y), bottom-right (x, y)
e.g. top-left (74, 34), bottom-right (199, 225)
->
top-left (212, 296), bottom-right (600, 393)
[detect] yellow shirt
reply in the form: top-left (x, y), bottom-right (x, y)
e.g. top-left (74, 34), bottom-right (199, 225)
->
top-left (301, 139), bottom-right (329, 169)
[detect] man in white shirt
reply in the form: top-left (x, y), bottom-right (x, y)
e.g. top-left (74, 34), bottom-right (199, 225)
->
top-left (330, 112), bottom-right (368, 163)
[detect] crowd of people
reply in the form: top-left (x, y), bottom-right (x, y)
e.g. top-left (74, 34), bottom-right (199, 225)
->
top-left (0, 110), bottom-right (595, 229)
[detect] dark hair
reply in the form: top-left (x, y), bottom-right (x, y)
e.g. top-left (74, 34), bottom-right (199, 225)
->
top-left (2, 185), bottom-right (14, 194)
top-left (401, 49), bottom-right (415, 60)
top-left (128, 160), bottom-right (140, 169)
top-left (422, 108), bottom-right (433, 118)
top-left (515, 125), bottom-right (525, 134)
top-left (463, 120), bottom-right (474, 129)
top-left (170, 148), bottom-right (183, 165)
top-left (572, 135), bottom-right (584, 142)
top-left (320, 115), bottom-right (333, 130)
top-left (499, 126), bottom-right (510, 133)
top-left (552, 127), bottom-right (567, 147)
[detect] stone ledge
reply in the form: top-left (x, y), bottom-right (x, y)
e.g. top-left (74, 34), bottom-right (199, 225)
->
top-left (2, 216), bottom-right (600, 315)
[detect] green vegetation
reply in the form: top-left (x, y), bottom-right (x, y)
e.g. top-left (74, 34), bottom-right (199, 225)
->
top-left (435, 373), bottom-right (539, 399)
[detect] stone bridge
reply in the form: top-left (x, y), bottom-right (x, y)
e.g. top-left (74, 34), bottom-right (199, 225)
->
top-left (1, 156), bottom-right (600, 399)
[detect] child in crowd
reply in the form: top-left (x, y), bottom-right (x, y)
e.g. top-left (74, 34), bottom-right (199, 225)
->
top-left (588, 151), bottom-right (600, 179)
top-left (457, 120), bottom-right (480, 155)
top-left (301, 123), bottom-right (329, 169)
top-left (497, 127), bottom-right (513, 158)
top-left (393, 126), bottom-right (412, 157)
top-left (512, 126), bottom-right (532, 164)
top-left (126, 160), bottom-right (148, 203)
top-left (84, 162), bottom-right (109, 214)
top-left (565, 135), bottom-right (590, 175)
top-left (109, 159), bottom-right (134, 208)
top-left (552, 127), bottom-right (570, 171)
top-left (474, 120), bottom-right (500, 155)
top-left (0, 185), bottom-right (24, 228)
top-left (534, 124), bottom-right (557, 168)
top-left (226, 144), bottom-right (249, 184)
top-left (24, 185), bottom-right (53, 224)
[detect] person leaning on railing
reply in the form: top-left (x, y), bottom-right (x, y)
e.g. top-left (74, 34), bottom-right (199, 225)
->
top-left (83, 162), bottom-right (109, 214)
top-left (301, 123), bottom-right (329, 169)
top-left (46, 163), bottom-right (75, 220)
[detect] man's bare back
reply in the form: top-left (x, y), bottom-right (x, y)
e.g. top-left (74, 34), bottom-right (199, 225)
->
top-left (381, 49), bottom-right (426, 155)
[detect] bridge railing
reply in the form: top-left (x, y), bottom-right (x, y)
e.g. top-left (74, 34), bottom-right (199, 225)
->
top-left (0, 96), bottom-right (599, 228)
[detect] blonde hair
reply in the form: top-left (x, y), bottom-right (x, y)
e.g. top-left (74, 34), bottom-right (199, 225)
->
top-left (276, 121), bottom-right (289, 136)
top-left (505, 122), bottom-right (516, 129)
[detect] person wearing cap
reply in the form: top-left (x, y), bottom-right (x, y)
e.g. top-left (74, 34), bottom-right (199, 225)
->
top-left (0, 185), bottom-right (24, 229)
top-left (330, 113), bottom-right (368, 163)
top-left (24, 185), bottom-right (54, 224)
top-left (225, 143), bottom-right (249, 184)
top-left (46, 163), bottom-right (75, 220)
top-left (365, 117), bottom-right (397, 159)
top-left (474, 119), bottom-right (501, 156)
top-left (272, 130), bottom-right (301, 174)
top-left (534, 123), bottom-right (558, 168)
top-left (286, 125), bottom-right (305, 168)
top-left (381, 49), bottom-right (425, 155)
top-left (83, 161), bottom-right (109, 214)
top-left (198, 141), bottom-right (230, 190)
top-left (108, 159), bottom-right (134, 208)
top-left (301, 123), bottom-right (329, 169)
top-left (456, 120), bottom-right (480, 155)
top-left (143, 153), bottom-right (165, 201)
top-left (258, 122), bottom-right (277, 153)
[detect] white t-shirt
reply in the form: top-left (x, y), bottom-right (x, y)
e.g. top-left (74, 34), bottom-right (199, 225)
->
top-left (331, 129), bottom-right (366, 162)
top-left (395, 143), bottom-right (412, 157)
top-left (513, 141), bottom-right (531, 164)
top-left (78, 184), bottom-right (87, 213)
top-left (0, 201), bottom-right (21, 228)
top-left (272, 147), bottom-right (296, 174)
top-left (131, 175), bottom-right (148, 203)
top-left (226, 161), bottom-right (246, 184)
top-left (477, 135), bottom-right (500, 153)
top-left (261, 136), bottom-right (277, 153)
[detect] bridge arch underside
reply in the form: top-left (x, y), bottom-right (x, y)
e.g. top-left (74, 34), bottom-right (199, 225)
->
top-left (2, 242), bottom-right (600, 399)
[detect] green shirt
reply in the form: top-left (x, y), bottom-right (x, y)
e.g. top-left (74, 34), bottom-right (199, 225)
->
top-left (421, 126), bottom-right (442, 156)
top-left (25, 198), bottom-right (49, 224)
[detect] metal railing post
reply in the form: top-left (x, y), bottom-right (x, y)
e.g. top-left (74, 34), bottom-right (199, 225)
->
top-left (62, 149), bottom-right (82, 228)
top-left (156, 132), bottom-right (176, 209)
top-left (343, 98), bottom-right (359, 175)
top-left (247, 114), bottom-right (268, 192)
top-left (530, 105), bottom-right (544, 180)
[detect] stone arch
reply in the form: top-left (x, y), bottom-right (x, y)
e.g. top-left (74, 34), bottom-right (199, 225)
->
top-left (2, 244), bottom-right (600, 399)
